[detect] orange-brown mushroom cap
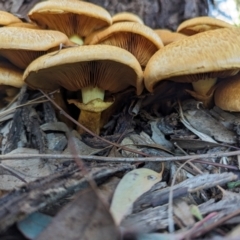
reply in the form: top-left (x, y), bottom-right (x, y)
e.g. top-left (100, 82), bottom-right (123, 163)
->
top-left (0, 11), bottom-right (22, 26)
top-left (214, 73), bottom-right (240, 111)
top-left (23, 45), bottom-right (144, 95)
top-left (0, 61), bottom-right (23, 88)
top-left (0, 27), bottom-right (74, 69)
top-left (154, 29), bottom-right (187, 45)
top-left (0, 60), bottom-right (24, 109)
top-left (144, 27), bottom-right (240, 92)
top-left (85, 22), bottom-right (164, 68)
top-left (112, 12), bottom-right (144, 24)
top-left (177, 16), bottom-right (234, 35)
top-left (28, 0), bottom-right (112, 38)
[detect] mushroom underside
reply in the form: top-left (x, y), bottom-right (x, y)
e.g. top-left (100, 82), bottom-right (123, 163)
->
top-left (25, 60), bottom-right (139, 93)
top-left (30, 13), bottom-right (109, 37)
top-left (89, 33), bottom-right (160, 67)
top-left (0, 49), bottom-right (47, 69)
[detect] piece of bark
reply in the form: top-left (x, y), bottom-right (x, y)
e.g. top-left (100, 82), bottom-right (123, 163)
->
top-left (3, 86), bottom-right (28, 154)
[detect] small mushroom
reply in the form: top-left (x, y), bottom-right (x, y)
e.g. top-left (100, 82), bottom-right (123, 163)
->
top-left (177, 16), bottom-right (234, 35)
top-left (144, 27), bottom-right (240, 107)
top-left (0, 27), bottom-right (74, 69)
top-left (112, 12), bottom-right (144, 24)
top-left (28, 0), bottom-right (112, 45)
top-left (23, 45), bottom-right (143, 134)
top-left (0, 61), bottom-right (24, 108)
top-left (85, 22), bottom-right (164, 68)
top-left (154, 29), bottom-right (187, 45)
top-left (0, 11), bottom-right (22, 26)
top-left (214, 73), bottom-right (240, 111)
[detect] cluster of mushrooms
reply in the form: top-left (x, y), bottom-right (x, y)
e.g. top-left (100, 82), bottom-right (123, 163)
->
top-left (0, 0), bottom-right (240, 135)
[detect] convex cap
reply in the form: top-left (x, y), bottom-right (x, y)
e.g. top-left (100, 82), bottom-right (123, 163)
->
top-left (28, 0), bottom-right (112, 38)
top-left (86, 22), bottom-right (163, 68)
top-left (0, 60), bottom-right (24, 108)
top-left (0, 27), bottom-right (74, 69)
top-left (154, 29), bottom-right (186, 45)
top-left (0, 61), bottom-right (23, 88)
top-left (177, 16), bottom-right (234, 35)
top-left (144, 27), bottom-right (240, 92)
top-left (112, 12), bottom-right (144, 24)
top-left (0, 11), bottom-right (22, 26)
top-left (214, 73), bottom-right (240, 111)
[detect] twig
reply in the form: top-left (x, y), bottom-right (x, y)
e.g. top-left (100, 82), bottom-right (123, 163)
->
top-left (0, 150), bottom-right (240, 165)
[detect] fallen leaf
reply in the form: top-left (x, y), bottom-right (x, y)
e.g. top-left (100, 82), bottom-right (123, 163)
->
top-left (110, 168), bottom-right (162, 225)
top-left (36, 188), bottom-right (120, 240)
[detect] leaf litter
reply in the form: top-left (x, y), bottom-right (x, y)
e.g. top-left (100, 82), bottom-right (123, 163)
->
top-left (0, 78), bottom-right (240, 240)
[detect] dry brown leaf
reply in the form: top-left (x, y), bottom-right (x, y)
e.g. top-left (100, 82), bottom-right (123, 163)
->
top-left (37, 188), bottom-right (120, 240)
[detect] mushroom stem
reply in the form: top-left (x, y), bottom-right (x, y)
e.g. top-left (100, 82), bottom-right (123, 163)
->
top-left (187, 78), bottom-right (217, 108)
top-left (81, 86), bottom-right (105, 104)
top-left (192, 78), bottom-right (217, 96)
top-left (69, 34), bottom-right (84, 45)
top-left (78, 110), bottom-right (102, 134)
top-left (68, 98), bottom-right (113, 134)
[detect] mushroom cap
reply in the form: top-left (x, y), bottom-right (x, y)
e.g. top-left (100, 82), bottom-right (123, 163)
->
top-left (0, 11), bottom-right (22, 26)
top-left (144, 27), bottom-right (240, 92)
top-left (154, 29), bottom-right (187, 45)
top-left (0, 61), bottom-right (23, 88)
top-left (7, 22), bottom-right (41, 29)
top-left (0, 27), bottom-right (74, 69)
top-left (28, 0), bottom-right (112, 37)
top-left (23, 45), bottom-right (144, 95)
top-left (112, 12), bottom-right (144, 24)
top-left (214, 73), bottom-right (240, 111)
top-left (177, 16), bottom-right (234, 35)
top-left (85, 22), bottom-right (164, 67)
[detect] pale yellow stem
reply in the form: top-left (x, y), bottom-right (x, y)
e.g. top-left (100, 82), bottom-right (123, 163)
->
top-left (81, 86), bottom-right (105, 104)
top-left (192, 78), bottom-right (217, 96)
top-left (69, 34), bottom-right (84, 45)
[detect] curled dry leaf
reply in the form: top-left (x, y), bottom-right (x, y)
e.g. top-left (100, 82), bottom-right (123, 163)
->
top-left (181, 100), bottom-right (237, 144)
top-left (110, 168), bottom-right (163, 225)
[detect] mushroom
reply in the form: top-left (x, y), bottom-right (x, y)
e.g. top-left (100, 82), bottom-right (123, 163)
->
top-left (85, 22), bottom-right (164, 68)
top-left (0, 61), bottom-right (24, 108)
top-left (154, 29), bottom-right (187, 45)
top-left (214, 73), bottom-right (240, 111)
top-left (177, 16), bottom-right (234, 36)
top-left (0, 11), bottom-right (22, 26)
top-left (23, 45), bottom-right (143, 134)
top-left (112, 12), bottom-right (144, 24)
top-left (0, 27), bottom-right (74, 69)
top-left (144, 27), bottom-right (240, 107)
top-left (28, 0), bottom-right (112, 45)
